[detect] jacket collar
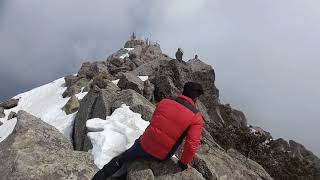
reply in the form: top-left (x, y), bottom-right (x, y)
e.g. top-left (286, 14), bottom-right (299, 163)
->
top-left (177, 95), bottom-right (196, 107)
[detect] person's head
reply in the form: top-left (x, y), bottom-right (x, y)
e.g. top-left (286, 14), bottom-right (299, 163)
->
top-left (182, 82), bottom-right (204, 101)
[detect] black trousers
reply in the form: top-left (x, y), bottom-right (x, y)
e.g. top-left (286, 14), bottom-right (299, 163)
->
top-left (92, 138), bottom-right (154, 180)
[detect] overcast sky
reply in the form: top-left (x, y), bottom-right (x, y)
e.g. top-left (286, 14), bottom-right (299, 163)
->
top-left (0, 0), bottom-right (319, 156)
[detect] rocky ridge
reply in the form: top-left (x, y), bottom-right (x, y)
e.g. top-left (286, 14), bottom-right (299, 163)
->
top-left (0, 37), bottom-right (319, 179)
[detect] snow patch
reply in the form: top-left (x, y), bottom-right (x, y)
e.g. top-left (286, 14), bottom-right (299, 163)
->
top-left (138, 76), bottom-right (148, 81)
top-left (87, 104), bottom-right (149, 169)
top-left (0, 118), bottom-right (17, 143)
top-left (0, 77), bottom-right (87, 142)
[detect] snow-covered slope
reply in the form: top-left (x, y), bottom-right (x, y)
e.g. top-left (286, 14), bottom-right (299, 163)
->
top-left (0, 75), bottom-right (151, 169)
top-left (0, 77), bottom-right (87, 142)
top-left (87, 104), bottom-right (149, 169)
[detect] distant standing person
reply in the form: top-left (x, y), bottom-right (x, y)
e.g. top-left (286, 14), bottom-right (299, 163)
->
top-left (175, 48), bottom-right (184, 61)
top-left (92, 82), bottom-right (204, 180)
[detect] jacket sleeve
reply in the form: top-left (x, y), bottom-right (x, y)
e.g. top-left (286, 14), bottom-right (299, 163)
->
top-left (180, 112), bottom-right (203, 165)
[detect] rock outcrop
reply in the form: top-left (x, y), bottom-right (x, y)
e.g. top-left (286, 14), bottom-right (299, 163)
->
top-left (0, 111), bottom-right (97, 180)
top-left (0, 98), bottom-right (19, 109)
top-left (117, 72), bottom-right (144, 94)
top-left (0, 107), bottom-right (5, 118)
top-left (7, 111), bottom-right (17, 120)
top-left (127, 159), bottom-right (205, 180)
top-left (63, 95), bottom-right (80, 115)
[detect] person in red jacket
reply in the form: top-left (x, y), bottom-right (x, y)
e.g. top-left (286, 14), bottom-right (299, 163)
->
top-left (92, 82), bottom-right (204, 180)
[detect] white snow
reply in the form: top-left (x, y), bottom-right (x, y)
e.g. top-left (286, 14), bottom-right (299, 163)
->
top-left (112, 79), bottom-right (120, 85)
top-left (119, 48), bottom-right (134, 59)
top-left (87, 104), bottom-right (149, 169)
top-left (0, 77), bottom-right (88, 142)
top-left (0, 118), bottom-right (17, 142)
top-left (119, 53), bottom-right (129, 59)
top-left (137, 76), bottom-right (148, 81)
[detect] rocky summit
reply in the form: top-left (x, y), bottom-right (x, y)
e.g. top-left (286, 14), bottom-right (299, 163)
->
top-left (0, 37), bottom-right (319, 180)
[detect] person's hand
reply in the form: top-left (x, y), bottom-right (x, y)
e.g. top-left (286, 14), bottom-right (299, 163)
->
top-left (178, 160), bottom-right (188, 170)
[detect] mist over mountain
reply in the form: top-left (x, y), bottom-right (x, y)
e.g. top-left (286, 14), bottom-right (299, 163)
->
top-left (0, 0), bottom-right (319, 159)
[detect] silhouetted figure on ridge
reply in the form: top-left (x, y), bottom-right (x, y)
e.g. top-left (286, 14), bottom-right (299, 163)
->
top-left (175, 48), bottom-right (183, 61)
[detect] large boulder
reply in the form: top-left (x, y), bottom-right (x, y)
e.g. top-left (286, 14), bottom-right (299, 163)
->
top-left (0, 107), bottom-right (5, 118)
top-left (127, 159), bottom-right (205, 180)
top-left (192, 144), bottom-right (273, 180)
top-left (73, 90), bottom-right (100, 151)
top-left (7, 111), bottom-right (17, 120)
top-left (0, 110), bottom-right (97, 180)
top-left (73, 83), bottom-right (120, 151)
top-left (62, 77), bottom-right (90, 98)
top-left (0, 98), bottom-right (19, 109)
top-left (78, 61), bottom-right (110, 79)
top-left (117, 72), bottom-right (144, 94)
top-left (113, 89), bottom-right (155, 121)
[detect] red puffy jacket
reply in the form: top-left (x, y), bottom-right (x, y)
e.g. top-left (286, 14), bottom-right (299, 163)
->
top-left (140, 95), bottom-right (203, 165)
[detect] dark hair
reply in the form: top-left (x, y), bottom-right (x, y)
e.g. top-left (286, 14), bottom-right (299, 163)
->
top-left (182, 82), bottom-right (204, 100)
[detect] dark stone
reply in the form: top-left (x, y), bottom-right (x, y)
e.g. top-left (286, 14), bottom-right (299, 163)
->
top-left (63, 96), bottom-right (80, 115)
top-left (64, 75), bottom-right (79, 87)
top-left (117, 73), bottom-right (144, 95)
top-left (0, 107), bottom-right (5, 118)
top-left (7, 111), bottom-right (17, 120)
top-left (73, 83), bottom-right (120, 151)
top-left (0, 99), bottom-right (19, 109)
top-left (73, 90), bottom-right (100, 151)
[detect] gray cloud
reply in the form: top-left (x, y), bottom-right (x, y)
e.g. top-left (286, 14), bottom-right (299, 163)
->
top-left (0, 0), bottom-right (319, 156)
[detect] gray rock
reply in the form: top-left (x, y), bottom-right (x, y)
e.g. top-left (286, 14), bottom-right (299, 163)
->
top-left (64, 75), bottom-right (79, 87)
top-left (73, 90), bottom-right (100, 151)
top-left (132, 59), bottom-right (170, 77)
top-left (227, 148), bottom-right (273, 180)
top-left (62, 78), bottom-right (90, 98)
top-left (141, 45), bottom-right (163, 63)
top-left (192, 144), bottom-right (273, 180)
top-left (129, 46), bottom-right (143, 59)
top-left (63, 96), bottom-right (80, 115)
top-left (127, 159), bottom-right (205, 180)
top-left (117, 72), bottom-right (144, 94)
top-left (289, 140), bottom-right (320, 170)
top-left (0, 107), bottom-right (5, 118)
top-left (78, 61), bottom-right (110, 79)
top-left (143, 80), bottom-right (155, 102)
top-left (0, 110), bottom-right (97, 180)
top-left (7, 111), bottom-right (17, 120)
top-left (110, 56), bottom-right (124, 67)
top-left (153, 75), bottom-right (180, 102)
top-left (251, 126), bottom-right (272, 139)
top-left (91, 73), bottom-right (113, 89)
top-left (73, 83), bottom-right (120, 151)
top-left (113, 89), bottom-right (155, 121)
top-left (91, 85), bottom-right (120, 120)
top-left (270, 138), bottom-right (290, 152)
top-left (0, 98), bottom-right (19, 109)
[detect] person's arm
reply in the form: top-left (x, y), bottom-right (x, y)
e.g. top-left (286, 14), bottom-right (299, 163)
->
top-left (179, 113), bottom-right (203, 166)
